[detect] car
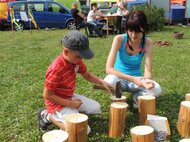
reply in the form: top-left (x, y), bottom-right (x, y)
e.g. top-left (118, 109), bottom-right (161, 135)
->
top-left (7, 0), bottom-right (75, 30)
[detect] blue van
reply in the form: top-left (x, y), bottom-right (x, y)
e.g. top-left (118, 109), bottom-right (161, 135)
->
top-left (7, 0), bottom-right (75, 30)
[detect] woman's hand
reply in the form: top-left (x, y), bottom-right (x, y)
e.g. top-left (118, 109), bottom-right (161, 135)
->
top-left (142, 78), bottom-right (155, 90)
top-left (133, 77), bottom-right (154, 90)
top-left (70, 99), bottom-right (82, 109)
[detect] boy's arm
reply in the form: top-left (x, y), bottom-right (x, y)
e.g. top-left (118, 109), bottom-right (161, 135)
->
top-left (81, 71), bottom-right (113, 93)
top-left (43, 87), bottom-right (82, 108)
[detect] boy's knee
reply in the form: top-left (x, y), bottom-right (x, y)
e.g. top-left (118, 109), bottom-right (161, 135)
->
top-left (104, 74), bottom-right (120, 88)
top-left (86, 102), bottom-right (101, 114)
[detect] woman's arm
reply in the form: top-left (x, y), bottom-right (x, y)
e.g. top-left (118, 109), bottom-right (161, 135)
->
top-left (123, 9), bottom-right (129, 16)
top-left (144, 38), bottom-right (153, 79)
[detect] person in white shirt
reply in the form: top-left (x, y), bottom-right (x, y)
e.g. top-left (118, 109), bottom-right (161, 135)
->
top-left (87, 3), bottom-right (105, 36)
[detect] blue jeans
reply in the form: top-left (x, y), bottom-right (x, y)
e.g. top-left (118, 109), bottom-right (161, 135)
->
top-left (77, 21), bottom-right (95, 34)
top-left (88, 21), bottom-right (104, 36)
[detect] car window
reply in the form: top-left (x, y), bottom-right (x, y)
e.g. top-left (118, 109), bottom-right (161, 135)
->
top-left (12, 3), bottom-right (25, 11)
top-left (48, 3), bottom-right (66, 13)
top-left (28, 3), bottom-right (44, 12)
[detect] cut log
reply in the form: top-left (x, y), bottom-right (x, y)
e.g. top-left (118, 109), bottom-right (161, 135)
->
top-left (138, 96), bottom-right (156, 124)
top-left (185, 93), bottom-right (190, 101)
top-left (108, 102), bottom-right (128, 138)
top-left (64, 113), bottom-right (88, 142)
top-left (179, 139), bottom-right (190, 142)
top-left (177, 101), bottom-right (190, 137)
top-left (130, 125), bottom-right (154, 142)
top-left (42, 130), bottom-right (68, 142)
top-left (110, 95), bottom-right (127, 103)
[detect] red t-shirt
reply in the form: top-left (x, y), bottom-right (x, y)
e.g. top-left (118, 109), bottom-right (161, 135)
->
top-left (44, 53), bottom-right (87, 114)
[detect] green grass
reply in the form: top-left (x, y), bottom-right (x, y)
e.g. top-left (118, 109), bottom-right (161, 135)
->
top-left (0, 26), bottom-right (190, 142)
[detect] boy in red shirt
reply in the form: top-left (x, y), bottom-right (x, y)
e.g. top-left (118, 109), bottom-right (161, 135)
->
top-left (38, 31), bottom-right (112, 132)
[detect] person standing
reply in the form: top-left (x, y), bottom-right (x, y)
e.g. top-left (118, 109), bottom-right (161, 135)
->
top-left (114, 0), bottom-right (125, 34)
top-left (121, 4), bottom-right (129, 33)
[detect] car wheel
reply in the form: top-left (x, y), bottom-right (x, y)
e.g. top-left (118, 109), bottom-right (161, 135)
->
top-left (67, 20), bottom-right (76, 30)
top-left (14, 21), bottom-right (24, 31)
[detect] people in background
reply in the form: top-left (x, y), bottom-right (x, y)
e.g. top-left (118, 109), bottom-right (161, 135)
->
top-left (71, 2), bottom-right (95, 35)
top-left (104, 11), bottom-right (162, 108)
top-left (87, 3), bottom-right (105, 37)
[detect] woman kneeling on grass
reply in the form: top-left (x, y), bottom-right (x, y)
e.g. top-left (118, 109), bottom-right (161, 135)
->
top-left (104, 11), bottom-right (162, 108)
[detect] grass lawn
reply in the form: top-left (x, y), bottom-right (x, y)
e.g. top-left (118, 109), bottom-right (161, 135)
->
top-left (0, 26), bottom-right (190, 142)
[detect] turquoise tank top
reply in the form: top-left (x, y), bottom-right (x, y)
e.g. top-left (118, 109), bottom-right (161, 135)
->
top-left (114, 34), bottom-right (145, 76)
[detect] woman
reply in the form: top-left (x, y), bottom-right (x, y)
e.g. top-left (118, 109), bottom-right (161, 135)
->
top-left (104, 11), bottom-right (162, 108)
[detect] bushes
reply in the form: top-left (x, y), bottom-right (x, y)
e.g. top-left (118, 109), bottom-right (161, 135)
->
top-left (129, 5), bottom-right (165, 31)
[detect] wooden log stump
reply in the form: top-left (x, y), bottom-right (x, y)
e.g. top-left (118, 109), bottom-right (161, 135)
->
top-left (179, 139), bottom-right (190, 142)
top-left (64, 113), bottom-right (88, 142)
top-left (177, 101), bottom-right (190, 137)
top-left (42, 130), bottom-right (68, 142)
top-left (108, 102), bottom-right (128, 138)
top-left (110, 95), bottom-right (127, 103)
top-left (185, 93), bottom-right (190, 101)
top-left (130, 125), bottom-right (154, 142)
top-left (138, 96), bottom-right (156, 124)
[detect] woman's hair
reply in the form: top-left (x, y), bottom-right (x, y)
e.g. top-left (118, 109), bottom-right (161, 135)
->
top-left (125, 10), bottom-right (149, 33)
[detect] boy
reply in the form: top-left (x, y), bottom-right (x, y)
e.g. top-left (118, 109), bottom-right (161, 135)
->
top-left (38, 30), bottom-right (112, 132)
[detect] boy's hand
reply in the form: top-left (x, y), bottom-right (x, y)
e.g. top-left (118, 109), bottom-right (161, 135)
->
top-left (100, 80), bottom-right (114, 93)
top-left (70, 99), bottom-right (82, 109)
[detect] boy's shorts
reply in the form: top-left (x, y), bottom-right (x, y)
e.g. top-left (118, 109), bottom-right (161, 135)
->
top-left (49, 94), bottom-right (101, 123)
top-left (49, 94), bottom-right (100, 134)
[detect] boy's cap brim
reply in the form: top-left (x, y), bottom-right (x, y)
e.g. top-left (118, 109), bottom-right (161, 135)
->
top-left (77, 48), bottom-right (94, 59)
top-left (62, 30), bottom-right (94, 59)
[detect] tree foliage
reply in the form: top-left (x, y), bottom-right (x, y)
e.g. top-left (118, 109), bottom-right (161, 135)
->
top-left (130, 5), bottom-right (165, 31)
